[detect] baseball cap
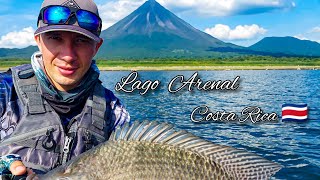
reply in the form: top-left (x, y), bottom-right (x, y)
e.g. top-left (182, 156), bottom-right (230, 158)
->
top-left (34, 0), bottom-right (102, 42)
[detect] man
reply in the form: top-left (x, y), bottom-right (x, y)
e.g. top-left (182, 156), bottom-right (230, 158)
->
top-left (0, 0), bottom-right (130, 177)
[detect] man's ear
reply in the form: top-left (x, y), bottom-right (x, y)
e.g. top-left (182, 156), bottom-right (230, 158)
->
top-left (95, 38), bottom-right (103, 53)
top-left (34, 35), bottom-right (42, 52)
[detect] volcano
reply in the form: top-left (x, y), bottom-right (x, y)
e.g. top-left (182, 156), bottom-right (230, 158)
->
top-left (97, 0), bottom-right (238, 58)
top-left (1, 0), bottom-right (319, 59)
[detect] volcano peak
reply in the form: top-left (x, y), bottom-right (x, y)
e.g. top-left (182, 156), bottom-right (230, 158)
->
top-left (99, 0), bottom-right (235, 58)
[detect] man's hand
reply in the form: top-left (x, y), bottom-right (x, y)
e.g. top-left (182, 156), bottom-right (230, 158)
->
top-left (1, 155), bottom-right (36, 179)
top-left (9, 161), bottom-right (27, 175)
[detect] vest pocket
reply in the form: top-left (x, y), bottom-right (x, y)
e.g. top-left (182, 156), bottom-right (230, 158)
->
top-left (0, 125), bottom-right (62, 172)
top-left (4, 145), bottom-right (61, 173)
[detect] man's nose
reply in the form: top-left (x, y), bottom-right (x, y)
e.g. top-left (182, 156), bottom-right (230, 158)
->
top-left (59, 41), bottom-right (77, 62)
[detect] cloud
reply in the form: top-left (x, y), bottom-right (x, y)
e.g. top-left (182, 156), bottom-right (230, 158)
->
top-left (295, 27), bottom-right (320, 43)
top-left (294, 34), bottom-right (309, 40)
top-left (96, 0), bottom-right (295, 30)
top-left (157, 0), bottom-right (295, 16)
top-left (0, 27), bottom-right (37, 49)
top-left (310, 27), bottom-right (320, 33)
top-left (205, 24), bottom-right (267, 41)
top-left (98, 0), bottom-right (145, 30)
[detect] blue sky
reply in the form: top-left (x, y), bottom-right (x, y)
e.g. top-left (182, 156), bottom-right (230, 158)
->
top-left (0, 0), bottom-right (319, 48)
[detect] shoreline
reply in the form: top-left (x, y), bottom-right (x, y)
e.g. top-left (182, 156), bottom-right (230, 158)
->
top-left (0, 65), bottom-right (320, 71)
top-left (0, 65), bottom-right (319, 71)
top-left (98, 65), bottom-right (320, 71)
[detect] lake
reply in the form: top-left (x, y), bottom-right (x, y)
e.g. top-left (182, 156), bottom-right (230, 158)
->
top-left (100, 70), bottom-right (320, 180)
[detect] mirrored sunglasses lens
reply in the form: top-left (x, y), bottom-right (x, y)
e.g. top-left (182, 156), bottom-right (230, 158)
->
top-left (76, 10), bottom-right (100, 31)
top-left (44, 6), bottom-right (71, 24)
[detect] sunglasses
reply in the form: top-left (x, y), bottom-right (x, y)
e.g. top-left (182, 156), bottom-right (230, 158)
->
top-left (38, 5), bottom-right (102, 35)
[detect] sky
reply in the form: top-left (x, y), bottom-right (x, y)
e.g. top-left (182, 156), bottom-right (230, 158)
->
top-left (0, 0), bottom-right (319, 49)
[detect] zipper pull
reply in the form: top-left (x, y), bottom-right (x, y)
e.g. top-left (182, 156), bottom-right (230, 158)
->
top-left (62, 135), bottom-right (74, 165)
top-left (63, 136), bottom-right (73, 153)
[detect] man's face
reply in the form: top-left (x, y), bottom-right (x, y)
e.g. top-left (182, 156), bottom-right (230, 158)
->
top-left (35, 31), bottom-right (103, 91)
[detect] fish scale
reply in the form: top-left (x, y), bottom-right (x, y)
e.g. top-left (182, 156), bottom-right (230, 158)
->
top-left (37, 120), bottom-right (282, 180)
top-left (41, 141), bottom-right (230, 179)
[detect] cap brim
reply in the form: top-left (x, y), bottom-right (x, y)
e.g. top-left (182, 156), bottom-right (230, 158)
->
top-left (34, 25), bottom-right (101, 42)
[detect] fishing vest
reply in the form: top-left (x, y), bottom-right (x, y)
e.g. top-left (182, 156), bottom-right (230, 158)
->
top-left (0, 64), bottom-right (114, 174)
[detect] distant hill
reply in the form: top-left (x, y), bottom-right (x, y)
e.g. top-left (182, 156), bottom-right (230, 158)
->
top-left (249, 36), bottom-right (320, 57)
top-left (1, 1), bottom-right (320, 59)
top-left (97, 0), bottom-right (240, 58)
top-left (0, 46), bottom-right (38, 59)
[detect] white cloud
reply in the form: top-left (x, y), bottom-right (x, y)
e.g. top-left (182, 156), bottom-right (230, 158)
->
top-left (98, 0), bottom-right (145, 30)
top-left (96, 0), bottom-right (294, 30)
top-left (157, 0), bottom-right (295, 16)
top-left (294, 34), bottom-right (309, 41)
top-left (310, 27), bottom-right (320, 33)
top-left (295, 27), bottom-right (320, 43)
top-left (0, 27), bottom-right (37, 49)
top-left (205, 24), bottom-right (267, 41)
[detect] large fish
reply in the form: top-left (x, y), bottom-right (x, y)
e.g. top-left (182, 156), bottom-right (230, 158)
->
top-left (33, 120), bottom-right (282, 179)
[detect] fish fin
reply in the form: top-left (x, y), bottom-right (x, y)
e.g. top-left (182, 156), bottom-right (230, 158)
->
top-left (110, 123), bottom-right (122, 141)
top-left (141, 122), bottom-right (173, 142)
top-left (119, 121), bottom-right (130, 140)
top-left (110, 120), bottom-right (140, 141)
top-left (110, 120), bottom-right (282, 178)
top-left (127, 120), bottom-right (152, 140)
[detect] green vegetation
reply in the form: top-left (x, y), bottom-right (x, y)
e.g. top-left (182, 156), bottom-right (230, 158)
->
top-left (96, 56), bottom-right (320, 67)
top-left (95, 56), bottom-right (320, 70)
top-left (0, 59), bottom-right (30, 70)
top-left (0, 56), bottom-right (319, 70)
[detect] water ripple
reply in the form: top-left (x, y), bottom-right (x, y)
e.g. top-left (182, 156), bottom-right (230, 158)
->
top-left (101, 70), bottom-right (320, 179)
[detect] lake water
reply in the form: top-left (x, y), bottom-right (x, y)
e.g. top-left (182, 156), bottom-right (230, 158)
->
top-left (100, 70), bottom-right (320, 180)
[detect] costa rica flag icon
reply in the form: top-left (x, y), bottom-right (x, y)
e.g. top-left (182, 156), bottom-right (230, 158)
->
top-left (282, 104), bottom-right (308, 122)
